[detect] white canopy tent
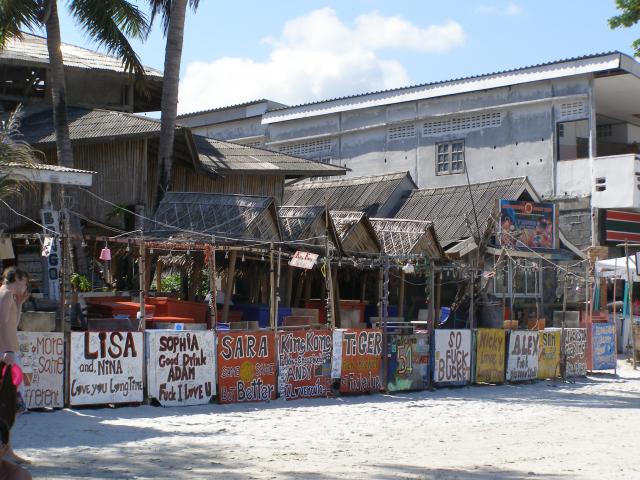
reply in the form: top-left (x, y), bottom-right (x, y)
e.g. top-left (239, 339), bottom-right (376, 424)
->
top-left (595, 255), bottom-right (640, 282)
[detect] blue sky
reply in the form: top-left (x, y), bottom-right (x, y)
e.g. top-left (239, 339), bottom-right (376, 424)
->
top-left (54, 1), bottom-right (640, 113)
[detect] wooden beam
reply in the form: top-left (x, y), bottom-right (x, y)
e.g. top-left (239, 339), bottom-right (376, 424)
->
top-left (398, 270), bottom-right (406, 318)
top-left (222, 250), bottom-right (237, 323)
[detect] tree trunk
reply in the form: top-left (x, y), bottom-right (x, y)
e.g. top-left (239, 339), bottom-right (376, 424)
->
top-left (154, 0), bottom-right (187, 212)
top-left (44, 0), bottom-right (88, 277)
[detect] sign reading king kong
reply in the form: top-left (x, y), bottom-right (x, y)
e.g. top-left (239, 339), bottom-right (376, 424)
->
top-left (146, 331), bottom-right (216, 407)
top-left (563, 328), bottom-right (587, 377)
top-left (506, 331), bottom-right (539, 382)
top-left (217, 331), bottom-right (276, 404)
top-left (69, 331), bottom-right (144, 406)
top-left (17, 332), bottom-right (64, 409)
top-left (331, 329), bottom-right (383, 394)
top-left (278, 329), bottom-right (332, 400)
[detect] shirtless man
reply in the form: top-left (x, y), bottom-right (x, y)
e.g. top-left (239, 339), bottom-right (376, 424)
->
top-left (0, 267), bottom-right (30, 465)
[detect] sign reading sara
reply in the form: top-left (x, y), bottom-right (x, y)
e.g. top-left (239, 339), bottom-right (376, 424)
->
top-left (506, 331), bottom-right (539, 382)
top-left (217, 331), bottom-right (276, 404)
top-left (332, 329), bottom-right (382, 394)
top-left (563, 328), bottom-right (587, 377)
top-left (69, 331), bottom-right (144, 405)
top-left (147, 331), bottom-right (216, 407)
top-left (388, 333), bottom-right (431, 391)
top-left (433, 329), bottom-right (471, 385)
top-left (538, 329), bottom-right (561, 379)
top-left (17, 332), bottom-right (64, 409)
top-left (278, 329), bottom-right (332, 400)
top-left (475, 329), bottom-right (505, 384)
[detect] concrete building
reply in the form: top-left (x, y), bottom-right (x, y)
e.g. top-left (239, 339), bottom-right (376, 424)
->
top-left (179, 52), bottom-right (640, 250)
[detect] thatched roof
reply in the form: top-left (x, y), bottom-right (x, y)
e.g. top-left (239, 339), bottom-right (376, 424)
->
top-left (330, 210), bottom-right (380, 256)
top-left (147, 192), bottom-right (281, 244)
top-left (370, 218), bottom-right (445, 259)
top-left (278, 205), bottom-right (341, 251)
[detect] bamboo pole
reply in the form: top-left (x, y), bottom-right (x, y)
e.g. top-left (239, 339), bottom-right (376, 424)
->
top-left (398, 270), bottom-right (406, 318)
top-left (269, 243), bottom-right (275, 329)
top-left (222, 250), bottom-right (237, 324)
top-left (208, 245), bottom-right (217, 330)
top-left (275, 247), bottom-right (282, 330)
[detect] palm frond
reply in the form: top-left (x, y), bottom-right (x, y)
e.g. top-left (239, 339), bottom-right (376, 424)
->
top-left (0, 107), bottom-right (40, 200)
top-left (0, 0), bottom-right (41, 47)
top-left (68, 0), bottom-right (150, 79)
top-left (148, 0), bottom-right (199, 35)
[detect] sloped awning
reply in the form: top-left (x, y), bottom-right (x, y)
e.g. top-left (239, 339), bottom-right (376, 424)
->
top-left (330, 210), bottom-right (381, 256)
top-left (278, 205), bottom-right (342, 252)
top-left (370, 218), bottom-right (445, 260)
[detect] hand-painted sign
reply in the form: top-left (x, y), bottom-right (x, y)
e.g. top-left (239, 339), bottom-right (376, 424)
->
top-left (506, 331), bottom-right (539, 381)
top-left (146, 331), bottom-right (216, 407)
top-left (17, 332), bottom-right (64, 409)
top-left (217, 331), bottom-right (276, 403)
top-left (498, 200), bottom-right (555, 249)
top-left (289, 251), bottom-right (319, 270)
top-left (475, 329), bottom-right (505, 384)
top-left (592, 323), bottom-right (616, 371)
top-left (537, 329), bottom-right (561, 379)
top-left (69, 331), bottom-right (144, 405)
top-left (388, 333), bottom-right (431, 391)
top-left (563, 328), bottom-right (587, 377)
top-left (277, 329), bottom-right (332, 400)
top-left (331, 329), bottom-right (382, 394)
top-left (433, 329), bottom-right (471, 386)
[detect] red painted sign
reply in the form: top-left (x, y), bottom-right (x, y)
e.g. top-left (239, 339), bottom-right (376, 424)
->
top-left (217, 332), bottom-right (276, 404)
top-left (334, 329), bottom-right (383, 394)
top-left (277, 329), bottom-right (332, 400)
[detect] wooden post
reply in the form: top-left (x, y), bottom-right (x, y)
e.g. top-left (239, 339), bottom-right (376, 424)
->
top-left (139, 234), bottom-right (146, 331)
top-left (398, 270), bottom-right (406, 319)
top-left (613, 278), bottom-right (618, 374)
top-left (222, 250), bottom-right (237, 324)
top-left (624, 244), bottom-right (636, 368)
top-left (435, 270), bottom-right (442, 323)
top-left (360, 272), bottom-right (367, 303)
top-left (332, 267), bottom-right (341, 328)
top-left (208, 245), bottom-right (217, 330)
top-left (429, 261), bottom-right (436, 328)
top-left (275, 247), bottom-right (282, 329)
top-left (155, 261), bottom-right (163, 292)
top-left (303, 272), bottom-right (311, 305)
top-left (269, 244), bottom-right (276, 329)
top-left (377, 267), bottom-right (384, 318)
top-left (285, 266), bottom-right (294, 307)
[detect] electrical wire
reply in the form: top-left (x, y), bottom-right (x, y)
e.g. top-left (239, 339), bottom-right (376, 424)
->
top-left (0, 199), bottom-right (58, 235)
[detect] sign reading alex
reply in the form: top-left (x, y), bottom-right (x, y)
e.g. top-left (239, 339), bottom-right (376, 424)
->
top-left (388, 333), bottom-right (431, 391)
top-left (17, 332), bottom-right (64, 409)
top-left (277, 329), bottom-right (332, 400)
top-left (563, 328), bottom-right (587, 377)
top-left (217, 332), bottom-right (276, 404)
top-left (506, 331), bottom-right (539, 382)
top-left (433, 329), bottom-right (471, 386)
top-left (591, 323), bottom-right (616, 371)
top-left (498, 200), bottom-right (555, 249)
top-left (146, 331), bottom-right (216, 407)
top-left (475, 329), bottom-right (505, 384)
top-left (538, 329), bottom-right (561, 379)
top-left (331, 329), bottom-right (382, 394)
top-left (69, 331), bottom-right (144, 405)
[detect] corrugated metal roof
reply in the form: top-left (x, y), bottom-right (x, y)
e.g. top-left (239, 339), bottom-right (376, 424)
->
top-left (177, 99), bottom-right (287, 119)
top-left (263, 51), bottom-right (625, 123)
top-left (194, 136), bottom-right (347, 176)
top-left (284, 172), bottom-right (414, 215)
top-left (0, 32), bottom-right (162, 77)
top-left (278, 205), bottom-right (326, 242)
top-left (396, 177), bottom-right (532, 244)
top-left (0, 162), bottom-right (93, 174)
top-left (147, 192), bottom-right (280, 243)
top-left (370, 218), bottom-right (443, 259)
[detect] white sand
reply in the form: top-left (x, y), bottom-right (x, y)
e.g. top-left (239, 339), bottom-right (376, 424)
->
top-left (12, 360), bottom-right (640, 480)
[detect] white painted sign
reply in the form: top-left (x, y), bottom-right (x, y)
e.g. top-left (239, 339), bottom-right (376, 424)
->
top-left (433, 329), bottom-right (471, 384)
top-left (331, 329), bottom-right (344, 379)
top-left (146, 330), bottom-right (216, 407)
top-left (506, 331), bottom-right (539, 381)
top-left (17, 332), bottom-right (64, 409)
top-left (289, 251), bottom-right (319, 270)
top-left (69, 331), bottom-right (144, 405)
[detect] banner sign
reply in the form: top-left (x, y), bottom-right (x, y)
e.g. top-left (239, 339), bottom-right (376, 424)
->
top-left (217, 332), bottom-right (276, 404)
top-left (537, 329), bottom-right (561, 379)
top-left (591, 323), bottom-right (616, 371)
top-left (277, 329), bottom-right (332, 400)
top-left (605, 209), bottom-right (640, 243)
top-left (289, 251), bottom-right (319, 270)
top-left (498, 200), bottom-right (555, 249)
top-left (17, 332), bottom-right (64, 409)
top-left (433, 329), bottom-right (471, 386)
top-left (563, 328), bottom-right (587, 377)
top-left (506, 331), bottom-right (539, 381)
top-left (388, 333), bottom-right (431, 391)
top-left (146, 331), bottom-right (216, 407)
top-left (331, 329), bottom-right (382, 394)
top-left (69, 331), bottom-right (144, 405)
top-left (475, 329), bottom-right (505, 384)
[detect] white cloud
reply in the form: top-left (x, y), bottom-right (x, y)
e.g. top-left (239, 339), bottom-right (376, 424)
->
top-left (477, 2), bottom-right (523, 16)
top-left (178, 8), bottom-right (465, 113)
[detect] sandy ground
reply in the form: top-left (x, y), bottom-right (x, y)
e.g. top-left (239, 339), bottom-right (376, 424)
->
top-left (11, 359), bottom-right (640, 480)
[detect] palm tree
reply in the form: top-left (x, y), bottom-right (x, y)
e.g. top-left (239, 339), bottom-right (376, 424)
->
top-left (150, 0), bottom-right (199, 211)
top-left (0, 0), bottom-right (151, 274)
top-left (0, 107), bottom-right (40, 201)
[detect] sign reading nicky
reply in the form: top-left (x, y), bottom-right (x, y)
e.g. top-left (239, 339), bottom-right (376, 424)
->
top-left (217, 331), bottom-right (276, 404)
top-left (475, 329), bottom-right (505, 384)
top-left (69, 331), bottom-right (144, 405)
top-left (278, 329), bottom-right (332, 400)
top-left (331, 329), bottom-right (382, 394)
top-left (17, 332), bottom-right (64, 409)
top-left (506, 331), bottom-right (539, 382)
top-left (147, 331), bottom-right (216, 407)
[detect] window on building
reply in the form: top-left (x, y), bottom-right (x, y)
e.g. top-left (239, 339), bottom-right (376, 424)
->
top-left (435, 141), bottom-right (465, 175)
top-left (557, 119), bottom-right (589, 161)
